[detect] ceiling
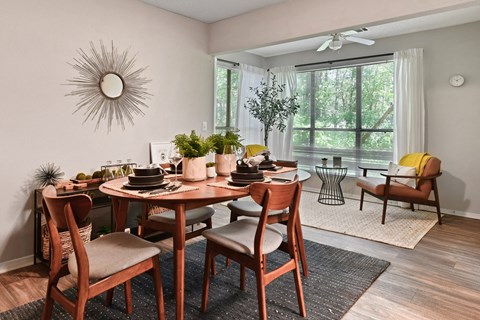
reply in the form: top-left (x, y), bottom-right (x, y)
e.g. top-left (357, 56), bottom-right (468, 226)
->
top-left (140, 0), bottom-right (480, 57)
top-left (141, 0), bottom-right (287, 23)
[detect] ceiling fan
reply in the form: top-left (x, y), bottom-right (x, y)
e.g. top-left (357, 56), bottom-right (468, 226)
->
top-left (317, 29), bottom-right (375, 52)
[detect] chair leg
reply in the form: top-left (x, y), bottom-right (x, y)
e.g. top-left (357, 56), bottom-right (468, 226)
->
top-left (152, 258), bottom-right (165, 320)
top-left (432, 179), bottom-right (442, 225)
top-left (42, 279), bottom-right (57, 320)
top-left (292, 259), bottom-right (306, 317)
top-left (410, 203), bottom-right (415, 211)
top-left (74, 289), bottom-right (88, 320)
top-left (106, 288), bottom-right (114, 306)
top-left (124, 280), bottom-right (133, 315)
top-left (255, 263), bottom-right (267, 320)
top-left (240, 264), bottom-right (246, 291)
top-left (381, 197), bottom-right (388, 224)
top-left (359, 189), bottom-right (365, 210)
top-left (201, 242), bottom-right (213, 313)
top-left (295, 220), bottom-right (308, 277)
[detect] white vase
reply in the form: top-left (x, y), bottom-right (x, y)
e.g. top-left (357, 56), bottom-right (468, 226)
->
top-left (215, 154), bottom-right (236, 176)
top-left (206, 166), bottom-right (216, 178)
top-left (182, 157), bottom-right (207, 181)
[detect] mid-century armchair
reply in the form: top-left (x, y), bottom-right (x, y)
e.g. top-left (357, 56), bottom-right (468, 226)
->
top-left (356, 155), bottom-right (442, 225)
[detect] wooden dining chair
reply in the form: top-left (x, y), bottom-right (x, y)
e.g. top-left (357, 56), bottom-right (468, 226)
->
top-left (226, 160), bottom-right (308, 276)
top-left (41, 185), bottom-right (165, 320)
top-left (201, 178), bottom-right (306, 319)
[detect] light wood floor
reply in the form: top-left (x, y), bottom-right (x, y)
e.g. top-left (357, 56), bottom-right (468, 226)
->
top-left (1, 206), bottom-right (480, 319)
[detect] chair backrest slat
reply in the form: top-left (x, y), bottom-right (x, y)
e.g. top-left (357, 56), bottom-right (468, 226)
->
top-left (250, 176), bottom-right (299, 211)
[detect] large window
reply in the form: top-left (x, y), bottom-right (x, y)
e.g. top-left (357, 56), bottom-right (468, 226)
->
top-left (293, 60), bottom-right (394, 174)
top-left (215, 65), bottom-right (239, 133)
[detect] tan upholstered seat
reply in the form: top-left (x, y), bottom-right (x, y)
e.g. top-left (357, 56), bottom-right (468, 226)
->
top-left (41, 186), bottom-right (164, 320)
top-left (148, 207), bottom-right (215, 226)
top-left (68, 232), bottom-right (160, 279)
top-left (356, 155), bottom-right (442, 224)
top-left (203, 218), bottom-right (283, 255)
top-left (201, 178), bottom-right (306, 319)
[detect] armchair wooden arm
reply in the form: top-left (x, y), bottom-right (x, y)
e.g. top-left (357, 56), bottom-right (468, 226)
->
top-left (358, 166), bottom-right (388, 177)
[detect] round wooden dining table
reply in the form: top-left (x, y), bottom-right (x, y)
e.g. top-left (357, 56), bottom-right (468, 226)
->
top-left (99, 170), bottom-right (310, 320)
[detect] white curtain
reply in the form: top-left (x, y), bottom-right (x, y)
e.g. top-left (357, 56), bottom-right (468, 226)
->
top-left (268, 66), bottom-right (297, 160)
top-left (393, 48), bottom-right (425, 162)
top-left (236, 64), bottom-right (267, 145)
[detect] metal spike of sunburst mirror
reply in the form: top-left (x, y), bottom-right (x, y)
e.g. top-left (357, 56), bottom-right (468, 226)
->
top-left (66, 41), bottom-right (152, 131)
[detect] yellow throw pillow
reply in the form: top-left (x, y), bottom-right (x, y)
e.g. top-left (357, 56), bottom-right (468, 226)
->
top-left (387, 162), bottom-right (416, 188)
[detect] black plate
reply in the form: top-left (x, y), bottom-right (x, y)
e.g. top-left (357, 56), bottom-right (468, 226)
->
top-left (123, 180), bottom-right (169, 190)
top-left (226, 177), bottom-right (271, 187)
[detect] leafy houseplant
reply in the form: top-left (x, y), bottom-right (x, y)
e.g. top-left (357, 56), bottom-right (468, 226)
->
top-left (173, 130), bottom-right (214, 181)
top-left (245, 74), bottom-right (300, 147)
top-left (207, 131), bottom-right (243, 154)
top-left (207, 131), bottom-right (243, 176)
top-left (206, 162), bottom-right (216, 178)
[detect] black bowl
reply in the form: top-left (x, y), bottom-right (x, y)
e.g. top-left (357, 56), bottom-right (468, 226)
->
top-left (133, 167), bottom-right (160, 176)
top-left (236, 165), bottom-right (259, 173)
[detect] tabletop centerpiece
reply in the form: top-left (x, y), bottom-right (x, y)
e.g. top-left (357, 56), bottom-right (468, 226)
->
top-left (173, 130), bottom-right (214, 181)
top-left (207, 131), bottom-right (243, 176)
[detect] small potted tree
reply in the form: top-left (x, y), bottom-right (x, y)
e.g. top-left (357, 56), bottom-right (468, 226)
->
top-left (245, 74), bottom-right (300, 147)
top-left (173, 130), bottom-right (214, 181)
top-left (207, 131), bottom-right (243, 176)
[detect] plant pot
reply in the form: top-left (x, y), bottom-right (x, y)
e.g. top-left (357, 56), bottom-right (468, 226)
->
top-left (182, 157), bottom-right (207, 181)
top-left (215, 154), bottom-right (236, 176)
top-left (206, 166), bottom-right (216, 178)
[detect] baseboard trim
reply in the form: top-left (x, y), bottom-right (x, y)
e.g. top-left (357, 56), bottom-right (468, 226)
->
top-left (302, 187), bottom-right (480, 220)
top-left (0, 255), bottom-right (34, 274)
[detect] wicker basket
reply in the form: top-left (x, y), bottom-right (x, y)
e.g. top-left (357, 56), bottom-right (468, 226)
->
top-left (42, 219), bottom-right (92, 261)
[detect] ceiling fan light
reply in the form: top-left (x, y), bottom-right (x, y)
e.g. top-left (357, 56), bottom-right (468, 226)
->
top-left (329, 39), bottom-right (342, 50)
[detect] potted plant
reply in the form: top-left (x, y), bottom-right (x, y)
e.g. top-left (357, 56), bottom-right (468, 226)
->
top-left (206, 162), bottom-right (216, 178)
top-left (245, 73), bottom-right (300, 147)
top-left (173, 130), bottom-right (214, 181)
top-left (207, 131), bottom-right (243, 176)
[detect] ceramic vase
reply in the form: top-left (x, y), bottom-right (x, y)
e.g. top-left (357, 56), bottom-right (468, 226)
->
top-left (215, 154), bottom-right (236, 176)
top-left (182, 156), bottom-right (207, 181)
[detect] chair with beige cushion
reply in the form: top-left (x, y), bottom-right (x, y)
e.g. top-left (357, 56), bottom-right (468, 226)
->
top-left (201, 177), bottom-right (306, 319)
top-left (356, 155), bottom-right (442, 224)
top-left (41, 185), bottom-right (164, 320)
top-left (227, 160), bottom-right (308, 276)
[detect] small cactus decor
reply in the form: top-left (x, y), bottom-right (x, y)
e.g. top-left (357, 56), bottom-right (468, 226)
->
top-left (34, 163), bottom-right (65, 187)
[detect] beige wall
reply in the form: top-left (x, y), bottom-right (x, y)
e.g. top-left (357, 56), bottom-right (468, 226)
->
top-left (0, 0), bottom-right (213, 267)
top-left (209, 0), bottom-right (480, 54)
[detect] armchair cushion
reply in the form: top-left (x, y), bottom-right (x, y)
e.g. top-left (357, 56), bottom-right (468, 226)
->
top-left (387, 162), bottom-right (416, 188)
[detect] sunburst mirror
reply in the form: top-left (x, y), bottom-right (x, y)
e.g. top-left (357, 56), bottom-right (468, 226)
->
top-left (66, 41), bottom-right (151, 131)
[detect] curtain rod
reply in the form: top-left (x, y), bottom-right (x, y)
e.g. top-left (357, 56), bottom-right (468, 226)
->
top-left (295, 53), bottom-right (393, 68)
top-left (217, 58), bottom-right (239, 66)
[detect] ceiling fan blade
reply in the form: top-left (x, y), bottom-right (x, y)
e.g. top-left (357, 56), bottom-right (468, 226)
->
top-left (317, 39), bottom-right (332, 52)
top-left (345, 36), bottom-right (375, 45)
top-left (342, 30), bottom-right (358, 36)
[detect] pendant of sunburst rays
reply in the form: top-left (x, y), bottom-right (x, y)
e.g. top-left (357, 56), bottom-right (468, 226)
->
top-left (66, 41), bottom-right (152, 131)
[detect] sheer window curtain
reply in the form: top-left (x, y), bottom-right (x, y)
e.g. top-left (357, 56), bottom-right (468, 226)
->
top-left (393, 48), bottom-right (425, 162)
top-left (269, 66), bottom-right (297, 160)
top-left (235, 64), bottom-right (267, 145)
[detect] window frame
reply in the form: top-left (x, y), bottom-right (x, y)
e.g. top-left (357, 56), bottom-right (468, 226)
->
top-left (293, 56), bottom-right (394, 174)
top-left (215, 62), bottom-right (239, 133)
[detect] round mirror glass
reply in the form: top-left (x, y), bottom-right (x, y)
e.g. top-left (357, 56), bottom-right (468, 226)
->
top-left (100, 73), bottom-right (124, 99)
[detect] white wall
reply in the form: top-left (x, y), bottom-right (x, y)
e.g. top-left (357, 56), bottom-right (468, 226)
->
top-left (266, 21), bottom-right (480, 217)
top-left (0, 0), bottom-right (213, 266)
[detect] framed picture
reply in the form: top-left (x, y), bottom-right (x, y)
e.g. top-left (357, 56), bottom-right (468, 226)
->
top-left (150, 142), bottom-right (171, 164)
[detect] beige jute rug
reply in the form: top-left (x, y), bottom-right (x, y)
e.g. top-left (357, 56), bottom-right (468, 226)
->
top-left (299, 191), bottom-right (440, 249)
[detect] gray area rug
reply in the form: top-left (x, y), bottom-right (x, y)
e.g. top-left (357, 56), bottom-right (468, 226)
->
top-left (0, 240), bottom-right (389, 319)
top-left (298, 191), bottom-right (439, 249)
